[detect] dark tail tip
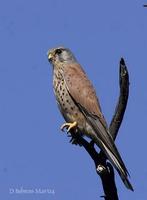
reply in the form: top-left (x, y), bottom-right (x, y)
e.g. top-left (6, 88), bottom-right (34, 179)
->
top-left (124, 178), bottom-right (134, 191)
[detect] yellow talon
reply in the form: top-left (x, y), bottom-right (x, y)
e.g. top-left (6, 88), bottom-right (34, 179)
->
top-left (60, 121), bottom-right (77, 132)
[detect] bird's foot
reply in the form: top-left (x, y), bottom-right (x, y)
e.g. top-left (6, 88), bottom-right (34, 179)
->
top-left (60, 121), bottom-right (77, 133)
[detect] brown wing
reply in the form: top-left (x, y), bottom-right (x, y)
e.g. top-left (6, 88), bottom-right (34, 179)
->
top-left (63, 63), bottom-right (134, 191)
top-left (63, 63), bottom-right (108, 129)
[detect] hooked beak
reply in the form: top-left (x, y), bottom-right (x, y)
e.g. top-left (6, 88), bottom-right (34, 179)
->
top-left (47, 51), bottom-right (53, 62)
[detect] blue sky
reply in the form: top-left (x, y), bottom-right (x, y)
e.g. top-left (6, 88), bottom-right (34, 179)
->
top-left (0, 0), bottom-right (147, 199)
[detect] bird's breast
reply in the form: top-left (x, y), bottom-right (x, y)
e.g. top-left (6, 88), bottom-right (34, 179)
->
top-left (53, 71), bottom-right (86, 130)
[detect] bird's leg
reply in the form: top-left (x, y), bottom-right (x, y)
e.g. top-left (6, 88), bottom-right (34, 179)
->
top-left (60, 121), bottom-right (77, 133)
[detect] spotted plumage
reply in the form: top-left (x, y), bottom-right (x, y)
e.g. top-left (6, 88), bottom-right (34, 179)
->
top-left (47, 46), bottom-right (133, 191)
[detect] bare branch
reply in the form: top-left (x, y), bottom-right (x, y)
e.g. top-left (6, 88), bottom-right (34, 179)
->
top-left (109, 58), bottom-right (129, 140)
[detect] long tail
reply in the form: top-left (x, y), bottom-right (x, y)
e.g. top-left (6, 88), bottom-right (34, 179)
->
top-left (99, 138), bottom-right (134, 191)
top-left (82, 110), bottom-right (134, 191)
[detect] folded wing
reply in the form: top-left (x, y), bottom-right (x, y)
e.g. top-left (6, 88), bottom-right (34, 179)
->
top-left (63, 63), bottom-right (133, 190)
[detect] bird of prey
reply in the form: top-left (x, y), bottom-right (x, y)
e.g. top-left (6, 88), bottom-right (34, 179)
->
top-left (47, 46), bottom-right (133, 191)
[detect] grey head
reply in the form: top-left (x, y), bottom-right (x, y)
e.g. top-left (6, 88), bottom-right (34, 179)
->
top-left (47, 46), bottom-right (77, 65)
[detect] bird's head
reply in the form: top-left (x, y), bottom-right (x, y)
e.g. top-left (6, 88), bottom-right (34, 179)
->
top-left (47, 47), bottom-right (77, 65)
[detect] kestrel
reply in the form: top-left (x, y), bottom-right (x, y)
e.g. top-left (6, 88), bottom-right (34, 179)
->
top-left (47, 46), bottom-right (133, 191)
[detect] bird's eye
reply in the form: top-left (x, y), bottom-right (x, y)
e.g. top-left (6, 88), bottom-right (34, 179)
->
top-left (55, 49), bottom-right (62, 54)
